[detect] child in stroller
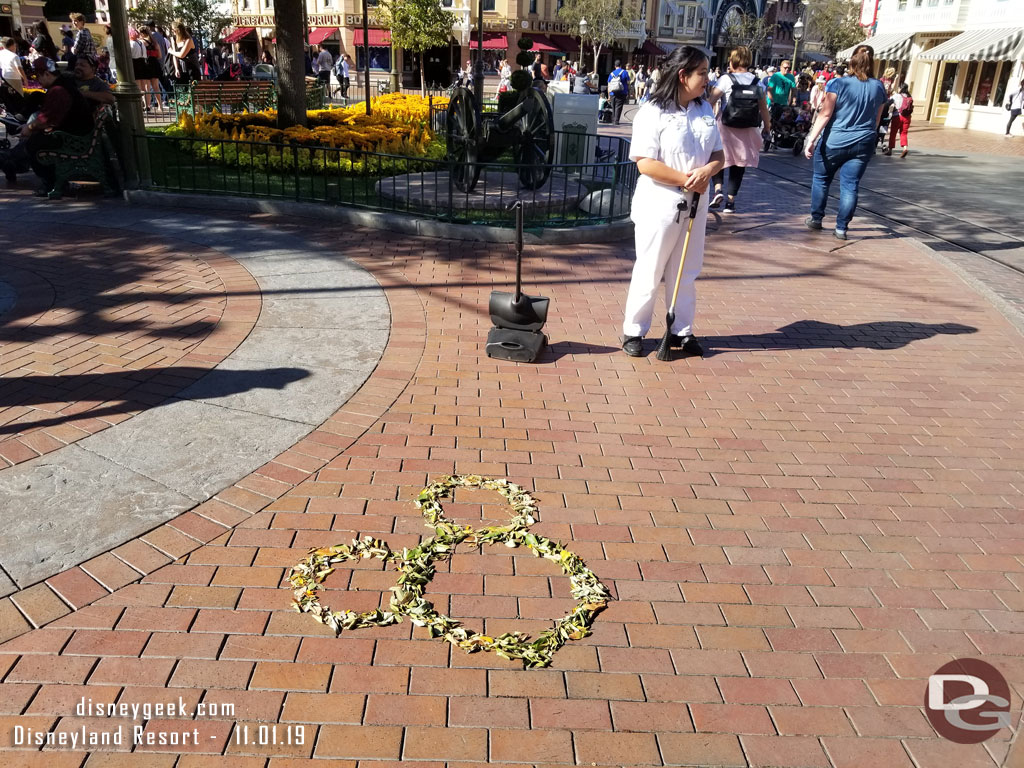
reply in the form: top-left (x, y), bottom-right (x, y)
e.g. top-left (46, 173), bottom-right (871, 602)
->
top-left (0, 74), bottom-right (33, 149)
top-left (764, 104), bottom-right (811, 155)
top-left (597, 86), bottom-right (612, 124)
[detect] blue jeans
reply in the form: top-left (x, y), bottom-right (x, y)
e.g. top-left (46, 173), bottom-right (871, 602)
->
top-left (810, 136), bottom-right (875, 231)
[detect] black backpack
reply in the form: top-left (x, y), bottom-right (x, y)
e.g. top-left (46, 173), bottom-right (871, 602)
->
top-left (722, 74), bottom-right (762, 128)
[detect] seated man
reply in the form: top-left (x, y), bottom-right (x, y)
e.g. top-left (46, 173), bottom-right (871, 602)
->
top-left (73, 53), bottom-right (115, 109)
top-left (18, 57), bottom-right (95, 195)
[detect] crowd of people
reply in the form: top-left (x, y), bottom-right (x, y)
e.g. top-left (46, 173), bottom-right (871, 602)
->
top-left (620, 42), bottom-right (962, 358)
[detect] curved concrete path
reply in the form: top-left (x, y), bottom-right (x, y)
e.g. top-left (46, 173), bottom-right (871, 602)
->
top-left (0, 193), bottom-right (390, 590)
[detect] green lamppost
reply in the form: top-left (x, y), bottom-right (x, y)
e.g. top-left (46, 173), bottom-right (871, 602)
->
top-left (792, 17), bottom-right (803, 69)
top-left (106, 0), bottom-right (149, 186)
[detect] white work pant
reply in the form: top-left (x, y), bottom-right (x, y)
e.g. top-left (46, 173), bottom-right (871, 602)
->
top-left (623, 200), bottom-right (708, 338)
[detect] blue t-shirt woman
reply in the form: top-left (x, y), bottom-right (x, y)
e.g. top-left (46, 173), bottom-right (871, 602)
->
top-left (803, 46), bottom-right (888, 239)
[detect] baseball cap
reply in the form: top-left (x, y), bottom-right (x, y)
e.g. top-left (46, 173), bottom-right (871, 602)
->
top-left (32, 57), bottom-right (57, 76)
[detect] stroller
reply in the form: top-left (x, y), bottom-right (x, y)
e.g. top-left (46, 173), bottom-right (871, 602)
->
top-left (764, 104), bottom-right (810, 156)
top-left (0, 75), bottom-right (32, 150)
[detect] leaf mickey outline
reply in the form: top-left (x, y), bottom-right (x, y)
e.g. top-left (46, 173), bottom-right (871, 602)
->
top-left (288, 475), bottom-right (611, 668)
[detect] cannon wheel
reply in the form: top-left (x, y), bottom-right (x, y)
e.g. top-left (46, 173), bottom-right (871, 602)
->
top-left (446, 87), bottom-right (480, 193)
top-left (513, 87), bottom-right (555, 190)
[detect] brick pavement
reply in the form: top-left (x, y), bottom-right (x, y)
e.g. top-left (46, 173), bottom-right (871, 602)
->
top-left (0, 224), bottom-right (259, 469)
top-left (0, 190), bottom-right (1023, 767)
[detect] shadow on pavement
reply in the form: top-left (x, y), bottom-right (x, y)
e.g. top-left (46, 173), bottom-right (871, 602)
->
top-left (541, 341), bottom-right (622, 361)
top-left (706, 319), bottom-right (978, 354)
top-left (0, 366), bottom-right (311, 435)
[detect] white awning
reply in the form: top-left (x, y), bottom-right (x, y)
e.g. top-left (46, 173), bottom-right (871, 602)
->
top-left (917, 28), bottom-right (1024, 61)
top-left (836, 32), bottom-right (914, 61)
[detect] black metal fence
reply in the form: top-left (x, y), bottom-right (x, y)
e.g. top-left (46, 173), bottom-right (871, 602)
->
top-left (138, 130), bottom-right (636, 228)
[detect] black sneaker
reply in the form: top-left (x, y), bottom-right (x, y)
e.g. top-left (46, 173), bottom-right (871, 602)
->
top-left (710, 191), bottom-right (724, 209)
top-left (723, 199), bottom-right (735, 213)
top-left (622, 336), bottom-right (644, 357)
top-left (805, 216), bottom-right (823, 231)
top-left (33, 186), bottom-right (51, 198)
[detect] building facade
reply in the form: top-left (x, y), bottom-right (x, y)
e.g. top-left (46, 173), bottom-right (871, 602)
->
top-left (843, 0), bottom-right (1023, 134)
top-left (222, 0), bottom-right (653, 87)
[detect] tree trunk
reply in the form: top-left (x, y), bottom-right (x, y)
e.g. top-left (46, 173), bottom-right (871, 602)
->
top-left (594, 43), bottom-right (602, 75)
top-left (420, 54), bottom-right (427, 97)
top-left (275, 0), bottom-right (308, 128)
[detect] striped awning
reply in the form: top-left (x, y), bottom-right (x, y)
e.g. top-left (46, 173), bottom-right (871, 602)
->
top-left (917, 28), bottom-right (1024, 61)
top-left (836, 31), bottom-right (914, 61)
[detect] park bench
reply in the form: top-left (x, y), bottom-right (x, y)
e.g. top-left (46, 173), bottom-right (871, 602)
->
top-left (172, 80), bottom-right (328, 120)
top-left (35, 105), bottom-right (118, 200)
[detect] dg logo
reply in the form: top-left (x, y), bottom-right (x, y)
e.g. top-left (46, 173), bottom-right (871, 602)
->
top-left (289, 475), bottom-right (611, 668)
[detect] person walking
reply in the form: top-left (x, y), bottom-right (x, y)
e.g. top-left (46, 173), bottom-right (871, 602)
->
top-left (621, 45), bottom-right (725, 358)
top-left (0, 37), bottom-right (26, 95)
top-left (169, 21), bottom-right (200, 83)
top-left (766, 60), bottom-right (796, 122)
top-left (886, 83), bottom-right (913, 157)
top-left (803, 44), bottom-right (887, 240)
top-left (313, 45), bottom-right (333, 89)
top-left (69, 13), bottom-right (96, 60)
top-left (335, 53), bottom-right (351, 98)
top-left (809, 75), bottom-right (827, 113)
top-left (708, 46), bottom-right (771, 214)
top-left (608, 60), bottom-right (630, 125)
top-left (1006, 79), bottom-right (1024, 136)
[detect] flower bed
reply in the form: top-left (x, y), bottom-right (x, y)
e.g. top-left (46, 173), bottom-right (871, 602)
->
top-left (163, 93), bottom-right (449, 174)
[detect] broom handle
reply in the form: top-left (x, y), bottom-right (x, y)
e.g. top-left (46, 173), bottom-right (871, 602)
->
top-left (667, 191), bottom-right (701, 313)
top-left (514, 201), bottom-right (523, 303)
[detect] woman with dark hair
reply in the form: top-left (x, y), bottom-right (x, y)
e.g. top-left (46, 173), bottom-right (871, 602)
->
top-left (621, 45), bottom-right (725, 358)
top-left (31, 23), bottom-right (58, 60)
top-left (887, 82), bottom-right (913, 157)
top-left (803, 44), bottom-right (887, 240)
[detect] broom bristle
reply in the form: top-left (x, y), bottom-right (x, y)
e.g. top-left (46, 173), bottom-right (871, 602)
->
top-left (655, 313), bottom-right (675, 361)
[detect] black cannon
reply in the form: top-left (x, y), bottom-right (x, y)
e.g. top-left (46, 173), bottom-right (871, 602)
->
top-left (445, 84), bottom-right (555, 193)
top-left (445, 34), bottom-right (556, 194)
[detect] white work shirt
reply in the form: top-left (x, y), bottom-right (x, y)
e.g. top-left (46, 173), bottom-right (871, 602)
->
top-left (0, 48), bottom-right (23, 92)
top-left (629, 98), bottom-right (723, 224)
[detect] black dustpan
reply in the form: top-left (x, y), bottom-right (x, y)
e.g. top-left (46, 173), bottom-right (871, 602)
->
top-left (488, 202), bottom-right (550, 332)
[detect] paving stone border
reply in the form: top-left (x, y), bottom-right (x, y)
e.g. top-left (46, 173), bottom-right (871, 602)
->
top-left (0, 195), bottom-right (426, 638)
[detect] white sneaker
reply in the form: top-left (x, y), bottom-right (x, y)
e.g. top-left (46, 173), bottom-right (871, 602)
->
top-left (710, 192), bottom-right (724, 209)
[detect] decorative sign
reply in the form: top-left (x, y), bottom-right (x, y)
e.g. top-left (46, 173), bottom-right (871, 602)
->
top-left (0, 3), bottom-right (12, 14)
top-left (308, 13), bottom-right (345, 25)
top-left (233, 14), bottom-right (276, 26)
top-left (859, 0), bottom-right (878, 27)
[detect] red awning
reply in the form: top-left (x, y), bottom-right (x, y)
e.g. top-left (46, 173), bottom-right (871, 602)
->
top-left (469, 31), bottom-right (508, 50)
top-left (636, 40), bottom-right (664, 56)
top-left (526, 34), bottom-right (560, 52)
top-left (548, 34), bottom-right (580, 53)
top-left (308, 27), bottom-right (337, 46)
top-left (353, 28), bottom-right (391, 46)
top-left (221, 27), bottom-right (254, 45)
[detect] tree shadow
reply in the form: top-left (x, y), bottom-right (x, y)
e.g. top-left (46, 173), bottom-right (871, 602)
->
top-left (0, 366), bottom-right (310, 435)
top-left (705, 320), bottom-right (978, 355)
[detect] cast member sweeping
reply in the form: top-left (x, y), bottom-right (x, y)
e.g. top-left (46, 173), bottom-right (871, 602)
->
top-left (622, 46), bottom-right (724, 358)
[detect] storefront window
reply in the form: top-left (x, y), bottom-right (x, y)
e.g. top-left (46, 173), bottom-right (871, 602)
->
top-left (994, 62), bottom-right (1012, 107)
top-left (974, 61), bottom-right (997, 105)
top-left (960, 61), bottom-right (978, 102)
top-left (938, 62), bottom-right (957, 102)
top-left (482, 0), bottom-right (495, 9)
top-left (357, 46), bottom-right (391, 70)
